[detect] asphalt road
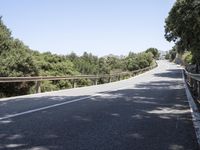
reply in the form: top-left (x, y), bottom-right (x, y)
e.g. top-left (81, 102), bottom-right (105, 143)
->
top-left (0, 60), bottom-right (199, 150)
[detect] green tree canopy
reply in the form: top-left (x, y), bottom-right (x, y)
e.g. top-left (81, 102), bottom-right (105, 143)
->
top-left (145, 48), bottom-right (160, 59)
top-left (0, 17), bottom-right (12, 54)
top-left (165, 0), bottom-right (200, 72)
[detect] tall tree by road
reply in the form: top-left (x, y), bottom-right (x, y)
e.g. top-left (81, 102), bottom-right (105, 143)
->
top-left (164, 0), bottom-right (200, 72)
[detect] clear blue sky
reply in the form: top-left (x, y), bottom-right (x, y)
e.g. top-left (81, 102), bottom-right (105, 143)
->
top-left (1, 0), bottom-right (175, 56)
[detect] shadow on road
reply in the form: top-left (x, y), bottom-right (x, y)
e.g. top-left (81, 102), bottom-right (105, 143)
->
top-left (0, 69), bottom-right (199, 150)
top-left (154, 69), bottom-right (182, 79)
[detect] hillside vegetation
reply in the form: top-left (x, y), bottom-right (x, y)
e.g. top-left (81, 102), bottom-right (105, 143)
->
top-left (0, 17), bottom-right (158, 97)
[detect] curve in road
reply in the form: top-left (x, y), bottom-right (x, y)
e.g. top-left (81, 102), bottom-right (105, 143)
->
top-left (0, 60), bottom-right (199, 150)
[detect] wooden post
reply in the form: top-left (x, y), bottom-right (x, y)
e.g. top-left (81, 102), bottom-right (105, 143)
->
top-left (198, 81), bottom-right (200, 102)
top-left (73, 79), bottom-right (77, 88)
top-left (193, 80), bottom-right (198, 96)
top-left (35, 81), bottom-right (41, 93)
top-left (118, 75), bottom-right (121, 81)
top-left (108, 77), bottom-right (112, 82)
top-left (190, 77), bottom-right (193, 88)
top-left (94, 79), bottom-right (98, 85)
top-left (186, 73), bottom-right (189, 83)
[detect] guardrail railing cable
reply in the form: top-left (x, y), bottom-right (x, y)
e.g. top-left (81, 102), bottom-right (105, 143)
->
top-left (183, 69), bottom-right (200, 103)
top-left (0, 64), bottom-right (157, 93)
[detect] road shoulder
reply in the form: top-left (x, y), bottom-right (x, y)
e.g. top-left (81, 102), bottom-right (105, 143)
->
top-left (182, 70), bottom-right (200, 147)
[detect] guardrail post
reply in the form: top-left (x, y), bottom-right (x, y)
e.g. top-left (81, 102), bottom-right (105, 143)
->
top-left (35, 81), bottom-right (41, 93)
top-left (189, 77), bottom-right (193, 88)
top-left (73, 79), bottom-right (77, 88)
top-left (118, 75), bottom-right (121, 81)
top-left (193, 80), bottom-right (198, 96)
top-left (198, 81), bottom-right (200, 102)
top-left (129, 74), bottom-right (132, 78)
top-left (187, 75), bottom-right (190, 85)
top-left (94, 78), bottom-right (98, 85)
top-left (109, 77), bottom-right (112, 83)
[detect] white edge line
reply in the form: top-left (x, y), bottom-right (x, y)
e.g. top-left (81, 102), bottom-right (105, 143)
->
top-left (182, 70), bottom-right (200, 146)
top-left (0, 79), bottom-right (141, 121)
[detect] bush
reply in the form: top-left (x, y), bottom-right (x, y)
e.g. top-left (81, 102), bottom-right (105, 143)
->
top-left (182, 51), bottom-right (192, 65)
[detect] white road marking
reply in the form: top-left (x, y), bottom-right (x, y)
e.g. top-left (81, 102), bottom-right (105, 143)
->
top-left (0, 66), bottom-right (158, 121)
top-left (0, 96), bottom-right (93, 121)
top-left (0, 80), bottom-right (144, 121)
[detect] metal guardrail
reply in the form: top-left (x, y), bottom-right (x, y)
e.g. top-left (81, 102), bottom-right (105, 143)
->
top-left (184, 69), bottom-right (200, 103)
top-left (0, 64), bottom-right (157, 93)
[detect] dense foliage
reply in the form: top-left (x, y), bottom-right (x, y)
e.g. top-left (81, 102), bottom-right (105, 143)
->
top-left (165, 48), bottom-right (177, 61)
top-left (182, 51), bottom-right (193, 65)
top-left (145, 48), bottom-right (159, 59)
top-left (0, 17), bottom-right (156, 97)
top-left (165, 0), bottom-right (200, 72)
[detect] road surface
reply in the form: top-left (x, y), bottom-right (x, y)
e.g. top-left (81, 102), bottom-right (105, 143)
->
top-left (0, 60), bottom-right (199, 150)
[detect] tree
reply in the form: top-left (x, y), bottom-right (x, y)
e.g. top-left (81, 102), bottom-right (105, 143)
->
top-left (0, 16), bottom-right (12, 54)
top-left (169, 48), bottom-right (177, 61)
top-left (98, 57), bottom-right (110, 74)
top-left (137, 52), bottom-right (153, 68)
top-left (165, 53), bottom-right (170, 60)
top-left (0, 41), bottom-right (39, 97)
top-left (145, 48), bottom-right (160, 59)
top-left (105, 56), bottom-right (123, 73)
top-left (124, 52), bottom-right (153, 71)
top-left (126, 58), bottom-right (139, 71)
top-left (0, 18), bottom-right (39, 97)
top-left (165, 0), bottom-right (200, 72)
